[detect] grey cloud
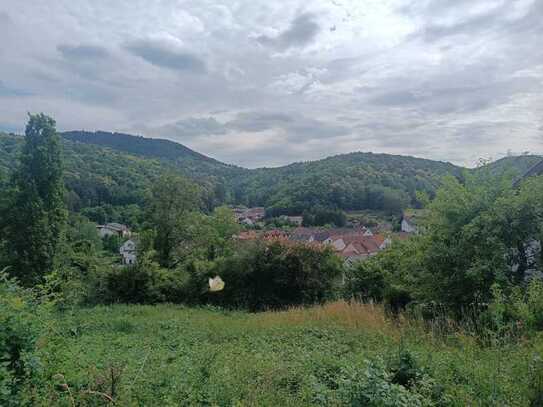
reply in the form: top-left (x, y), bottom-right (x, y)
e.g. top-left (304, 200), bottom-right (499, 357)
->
top-left (227, 111), bottom-right (349, 140)
top-left (57, 44), bottom-right (109, 60)
top-left (154, 117), bottom-right (227, 139)
top-left (63, 83), bottom-right (118, 105)
top-left (0, 11), bottom-right (11, 25)
top-left (405, 0), bottom-right (543, 44)
top-left (367, 76), bottom-right (543, 114)
top-left (0, 1), bottom-right (541, 167)
top-left (134, 116), bottom-right (229, 144)
top-left (0, 122), bottom-right (21, 133)
top-left (257, 13), bottom-right (320, 50)
top-left (0, 81), bottom-right (32, 97)
top-left (227, 112), bottom-right (294, 132)
top-left (124, 39), bottom-right (206, 73)
top-left (370, 91), bottom-right (420, 107)
top-left (144, 111), bottom-right (351, 145)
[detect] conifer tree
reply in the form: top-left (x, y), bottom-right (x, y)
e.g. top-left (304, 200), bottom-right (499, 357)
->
top-left (5, 114), bottom-right (66, 285)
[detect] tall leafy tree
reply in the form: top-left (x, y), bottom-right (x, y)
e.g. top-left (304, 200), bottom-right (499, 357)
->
top-left (146, 173), bottom-right (201, 267)
top-left (4, 114), bottom-right (66, 285)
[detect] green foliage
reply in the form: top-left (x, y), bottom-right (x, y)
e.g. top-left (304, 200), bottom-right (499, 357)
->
top-left (3, 114), bottom-right (66, 285)
top-left (347, 174), bottom-right (543, 317)
top-left (302, 206), bottom-right (347, 227)
top-left (145, 173), bottom-right (201, 267)
top-left (172, 207), bottom-right (241, 263)
top-left (22, 302), bottom-right (543, 405)
top-left (0, 272), bottom-right (45, 405)
top-left (2, 130), bottom-right (539, 220)
top-left (103, 252), bottom-right (182, 304)
top-left (210, 241), bottom-right (343, 310)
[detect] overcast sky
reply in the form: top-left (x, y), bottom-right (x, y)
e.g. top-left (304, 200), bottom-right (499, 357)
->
top-left (0, 0), bottom-right (542, 168)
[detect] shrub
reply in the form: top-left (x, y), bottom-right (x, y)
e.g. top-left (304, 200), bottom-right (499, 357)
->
top-left (511, 278), bottom-right (543, 331)
top-left (0, 272), bottom-right (45, 405)
top-left (344, 261), bottom-right (387, 302)
top-left (210, 241), bottom-right (344, 311)
top-left (103, 252), bottom-right (176, 304)
top-left (322, 359), bottom-right (430, 406)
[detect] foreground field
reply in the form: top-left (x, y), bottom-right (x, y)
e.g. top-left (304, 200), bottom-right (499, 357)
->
top-left (34, 302), bottom-right (543, 406)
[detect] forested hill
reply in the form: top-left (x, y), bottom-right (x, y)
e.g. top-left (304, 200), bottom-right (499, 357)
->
top-left (475, 155), bottom-right (543, 177)
top-left (59, 131), bottom-right (466, 213)
top-left (0, 132), bottom-right (229, 224)
top-left (62, 130), bottom-right (246, 179)
top-left (1, 130), bottom-right (540, 223)
top-left (237, 152), bottom-right (463, 215)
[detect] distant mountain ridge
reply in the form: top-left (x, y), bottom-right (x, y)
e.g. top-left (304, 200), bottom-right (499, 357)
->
top-left (62, 131), bottom-right (227, 165)
top-left (1, 130), bottom-right (541, 221)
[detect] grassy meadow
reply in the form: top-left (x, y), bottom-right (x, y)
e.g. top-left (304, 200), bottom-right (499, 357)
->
top-left (31, 302), bottom-right (543, 406)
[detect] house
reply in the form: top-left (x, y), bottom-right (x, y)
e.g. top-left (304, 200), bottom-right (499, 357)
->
top-left (232, 206), bottom-right (266, 225)
top-left (319, 229), bottom-right (391, 266)
top-left (286, 216), bottom-right (303, 226)
top-left (290, 227), bottom-right (318, 242)
top-left (401, 210), bottom-right (427, 234)
top-left (262, 229), bottom-right (289, 241)
top-left (240, 217), bottom-right (254, 226)
top-left (335, 235), bottom-right (384, 266)
top-left (97, 222), bottom-right (131, 238)
top-left (234, 230), bottom-right (259, 241)
top-left (401, 214), bottom-right (417, 234)
top-left (119, 239), bottom-right (137, 265)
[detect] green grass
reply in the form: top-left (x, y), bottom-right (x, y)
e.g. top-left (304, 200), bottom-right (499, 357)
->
top-left (33, 302), bottom-right (543, 406)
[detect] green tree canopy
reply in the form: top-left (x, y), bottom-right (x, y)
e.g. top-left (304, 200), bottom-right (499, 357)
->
top-left (145, 173), bottom-right (201, 267)
top-left (3, 114), bottom-right (66, 285)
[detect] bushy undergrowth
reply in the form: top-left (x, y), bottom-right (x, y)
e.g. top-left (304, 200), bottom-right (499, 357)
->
top-left (23, 301), bottom-right (543, 406)
top-left (54, 240), bottom-right (344, 311)
top-left (0, 272), bottom-right (47, 405)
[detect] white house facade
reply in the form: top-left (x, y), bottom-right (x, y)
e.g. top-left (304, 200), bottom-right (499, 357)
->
top-left (120, 239), bottom-right (137, 265)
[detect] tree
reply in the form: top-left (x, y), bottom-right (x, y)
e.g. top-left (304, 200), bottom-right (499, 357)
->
top-left (180, 206), bottom-right (241, 261)
top-left (302, 206), bottom-right (347, 227)
top-left (146, 173), bottom-right (201, 267)
top-left (3, 114), bottom-right (66, 285)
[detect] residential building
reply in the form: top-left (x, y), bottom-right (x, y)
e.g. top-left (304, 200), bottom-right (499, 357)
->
top-left (97, 222), bottom-right (131, 238)
top-left (120, 239), bottom-right (137, 265)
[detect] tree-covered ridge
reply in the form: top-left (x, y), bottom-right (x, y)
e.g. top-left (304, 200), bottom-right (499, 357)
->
top-left (475, 155), bottom-right (543, 177)
top-left (1, 131), bottom-right (541, 218)
top-left (1, 132), bottom-right (169, 208)
top-left (62, 130), bottom-right (247, 179)
top-left (0, 133), bottom-right (225, 226)
top-left (236, 152), bottom-right (465, 214)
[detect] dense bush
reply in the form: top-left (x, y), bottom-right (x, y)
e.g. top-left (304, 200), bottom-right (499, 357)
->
top-left (208, 241), bottom-right (344, 310)
top-left (101, 252), bottom-right (188, 304)
top-left (346, 175), bottom-right (543, 320)
top-left (302, 206), bottom-right (347, 227)
top-left (0, 272), bottom-right (45, 405)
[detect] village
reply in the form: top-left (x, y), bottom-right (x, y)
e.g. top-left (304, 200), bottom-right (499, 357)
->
top-left (103, 206), bottom-right (419, 267)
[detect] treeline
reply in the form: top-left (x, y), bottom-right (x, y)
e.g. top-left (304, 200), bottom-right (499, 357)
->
top-left (231, 153), bottom-right (462, 215)
top-left (0, 133), bottom-right (228, 229)
top-left (0, 115), bottom-right (343, 313)
top-left (0, 131), bottom-right (472, 223)
top-left (345, 173), bottom-right (543, 335)
top-left (2, 129), bottom-right (541, 221)
top-left (1, 115), bottom-right (542, 323)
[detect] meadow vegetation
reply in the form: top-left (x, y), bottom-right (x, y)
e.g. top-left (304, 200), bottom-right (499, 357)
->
top-left (2, 114), bottom-right (543, 405)
top-left (4, 287), bottom-right (543, 406)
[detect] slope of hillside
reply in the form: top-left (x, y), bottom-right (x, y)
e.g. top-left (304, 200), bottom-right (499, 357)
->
top-left (234, 152), bottom-right (464, 214)
top-left (0, 133), bottom-right (223, 225)
top-left (476, 155), bottom-right (543, 177)
top-left (62, 130), bottom-right (247, 179)
top-left (2, 130), bottom-right (540, 220)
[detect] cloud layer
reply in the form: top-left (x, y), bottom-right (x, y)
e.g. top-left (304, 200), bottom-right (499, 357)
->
top-left (0, 0), bottom-right (541, 167)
